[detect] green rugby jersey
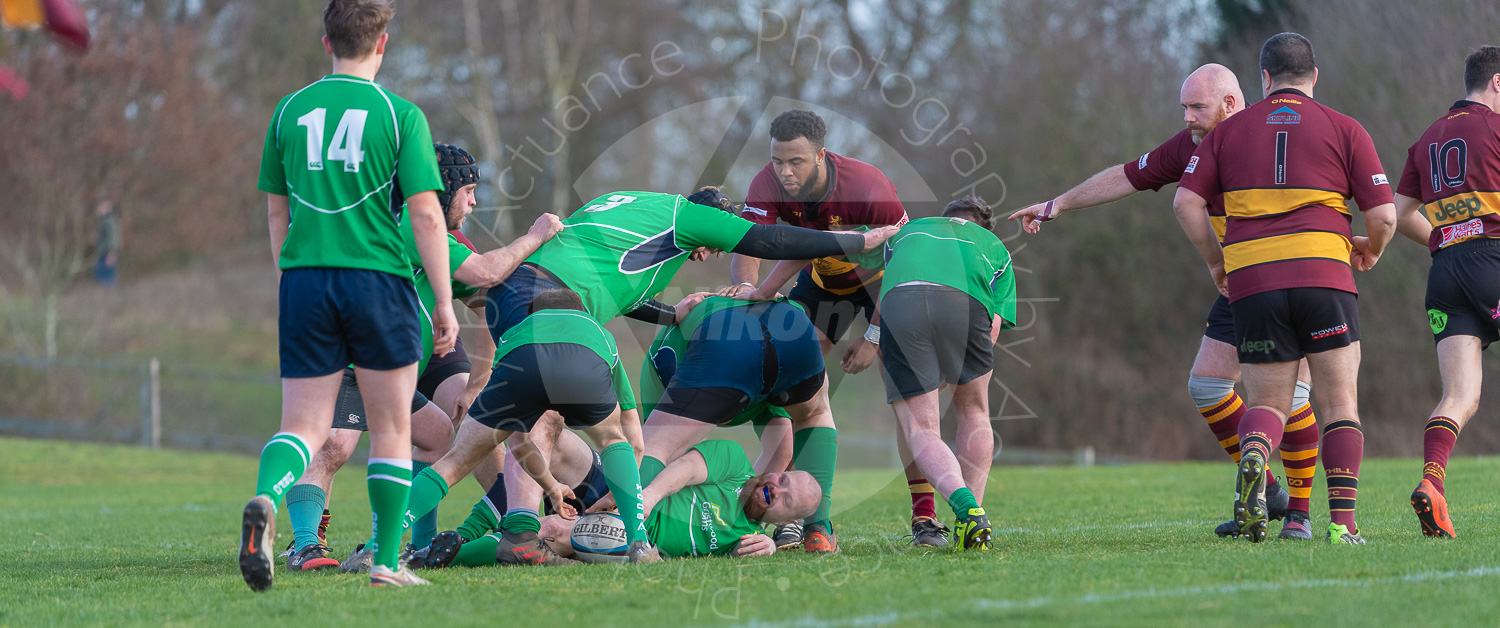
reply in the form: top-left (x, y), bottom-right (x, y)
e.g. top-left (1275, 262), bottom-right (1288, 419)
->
top-left (849, 217), bottom-right (1017, 327)
top-left (400, 211), bottom-right (479, 374)
top-left (491, 310), bottom-right (637, 411)
top-left (258, 75), bottom-right (443, 278)
top-left (646, 439), bottom-right (762, 557)
top-left (526, 192), bottom-right (756, 323)
top-left (639, 297), bottom-right (794, 428)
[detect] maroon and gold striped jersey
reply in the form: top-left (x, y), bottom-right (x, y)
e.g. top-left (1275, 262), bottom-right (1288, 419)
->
top-left (1123, 128), bottom-right (1228, 243)
top-left (1179, 88), bottom-right (1392, 302)
top-left (1396, 101), bottom-right (1500, 255)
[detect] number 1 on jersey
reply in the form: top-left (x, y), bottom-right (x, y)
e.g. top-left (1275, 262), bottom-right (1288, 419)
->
top-left (296, 108), bottom-right (368, 173)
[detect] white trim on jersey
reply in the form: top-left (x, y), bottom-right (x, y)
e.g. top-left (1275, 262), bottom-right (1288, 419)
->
top-left (287, 179), bottom-right (394, 215)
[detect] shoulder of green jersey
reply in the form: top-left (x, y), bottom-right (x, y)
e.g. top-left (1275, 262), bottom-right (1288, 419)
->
top-left (319, 76), bottom-right (402, 150)
top-left (273, 81), bottom-right (323, 152)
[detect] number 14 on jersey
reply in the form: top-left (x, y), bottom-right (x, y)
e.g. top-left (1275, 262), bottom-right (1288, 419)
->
top-left (297, 108), bottom-right (368, 173)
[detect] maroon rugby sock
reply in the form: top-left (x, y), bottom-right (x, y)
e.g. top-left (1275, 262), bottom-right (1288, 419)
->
top-left (1236, 408), bottom-right (1284, 463)
top-left (1422, 416), bottom-right (1460, 495)
top-left (1321, 420), bottom-right (1364, 531)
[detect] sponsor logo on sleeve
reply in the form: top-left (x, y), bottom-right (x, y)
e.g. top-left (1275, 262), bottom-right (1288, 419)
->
top-left (1372, 174), bottom-right (1388, 186)
top-left (1267, 106), bottom-right (1301, 125)
top-left (1439, 217), bottom-right (1484, 247)
top-left (1185, 156), bottom-right (1199, 174)
top-left (1138, 154), bottom-right (1149, 170)
top-left (742, 206), bottom-right (769, 217)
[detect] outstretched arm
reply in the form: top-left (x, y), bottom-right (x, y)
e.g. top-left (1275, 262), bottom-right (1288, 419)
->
top-left (1008, 164), bottom-right (1137, 233)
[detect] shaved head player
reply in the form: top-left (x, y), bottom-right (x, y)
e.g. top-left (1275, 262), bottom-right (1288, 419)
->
top-left (1008, 63), bottom-right (1323, 540)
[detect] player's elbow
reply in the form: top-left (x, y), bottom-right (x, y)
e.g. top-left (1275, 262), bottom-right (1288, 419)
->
top-left (1366, 203), bottom-right (1398, 235)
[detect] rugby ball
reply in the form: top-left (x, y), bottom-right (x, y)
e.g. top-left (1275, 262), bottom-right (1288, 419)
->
top-left (570, 512), bottom-right (629, 563)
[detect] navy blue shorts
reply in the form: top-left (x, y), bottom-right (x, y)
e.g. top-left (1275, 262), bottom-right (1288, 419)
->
top-left (467, 343), bottom-right (618, 433)
top-left (1204, 294), bottom-right (1236, 345)
top-left (482, 263), bottom-right (570, 345)
top-left (788, 268), bottom-right (877, 344)
top-left (656, 301), bottom-right (827, 423)
top-left (279, 268), bottom-right (422, 378)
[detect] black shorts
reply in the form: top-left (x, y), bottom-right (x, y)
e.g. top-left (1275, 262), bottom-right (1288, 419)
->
top-left (467, 343), bottom-right (617, 433)
top-left (482, 264), bottom-right (570, 345)
top-left (1425, 239), bottom-right (1500, 349)
top-left (331, 367), bottom-right (431, 431)
top-left (1204, 294), bottom-right (1236, 345)
top-left (418, 335), bottom-right (471, 400)
top-left (878, 284), bottom-right (994, 403)
top-left (544, 449), bottom-right (610, 516)
top-left (788, 268), bottom-right (877, 344)
top-left (279, 268), bottom-right (422, 377)
top-left (656, 301), bottom-right (826, 424)
top-left (1232, 287), bottom-right (1360, 364)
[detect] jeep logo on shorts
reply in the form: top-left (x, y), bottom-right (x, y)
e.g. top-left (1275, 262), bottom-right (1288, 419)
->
top-left (1432, 196), bottom-right (1484, 221)
top-left (1240, 339), bottom-right (1276, 354)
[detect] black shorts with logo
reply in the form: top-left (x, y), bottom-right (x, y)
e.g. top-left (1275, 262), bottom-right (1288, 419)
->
top-left (1204, 294), bottom-right (1236, 345)
top-left (1232, 287), bottom-right (1360, 364)
top-left (1425, 239), bottom-right (1500, 349)
top-left (332, 367), bottom-right (431, 431)
top-left (788, 268), bottom-right (877, 344)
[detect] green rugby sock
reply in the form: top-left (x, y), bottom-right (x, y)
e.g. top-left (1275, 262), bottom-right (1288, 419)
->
top-left (454, 533), bottom-right (502, 567)
top-left (286, 484), bottom-right (327, 551)
top-left (411, 461), bottom-right (439, 548)
top-left (501, 509), bottom-right (541, 533)
top-left (366, 458), bottom-right (412, 570)
top-left (254, 432), bottom-right (312, 512)
top-left (793, 427), bottom-right (838, 528)
top-left (639, 455), bottom-right (666, 488)
top-left (947, 487), bottom-right (980, 519)
top-left (457, 473), bottom-right (506, 542)
top-left (398, 466), bottom-right (450, 537)
top-left (601, 442), bottom-right (648, 544)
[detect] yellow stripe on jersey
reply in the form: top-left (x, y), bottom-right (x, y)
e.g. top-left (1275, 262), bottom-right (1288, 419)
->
top-left (1224, 231), bottom-right (1351, 273)
top-left (1211, 215), bottom-right (1227, 243)
top-left (1224, 188), bottom-right (1350, 218)
top-left (1422, 191), bottom-right (1500, 227)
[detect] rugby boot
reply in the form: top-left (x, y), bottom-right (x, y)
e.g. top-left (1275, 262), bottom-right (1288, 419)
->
top-left (369, 564), bottom-right (430, 587)
top-left (803, 523), bottom-right (839, 554)
top-left (287, 543), bottom-right (339, 571)
top-left (495, 530), bottom-right (579, 566)
top-left (1276, 510), bottom-right (1313, 541)
top-left (952, 507), bottom-right (993, 550)
top-left (238, 495), bottom-right (276, 592)
top-left (1213, 520), bottom-right (1243, 538)
top-left (1233, 451), bottom-right (1269, 543)
top-left (910, 517), bottom-right (951, 547)
top-left (1411, 479), bottom-right (1456, 538)
top-left (408, 531), bottom-right (463, 570)
top-left (1266, 478), bottom-right (1290, 521)
top-left (626, 540), bottom-right (663, 564)
top-left (1326, 522), bottom-right (1367, 545)
top-left (338, 543), bottom-right (374, 573)
top-left (279, 509), bottom-right (331, 559)
top-left (772, 521), bottom-right (804, 549)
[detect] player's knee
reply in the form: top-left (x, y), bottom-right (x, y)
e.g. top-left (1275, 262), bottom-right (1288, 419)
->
top-left (1291, 380), bottom-right (1312, 411)
top-left (1187, 375), bottom-right (1236, 409)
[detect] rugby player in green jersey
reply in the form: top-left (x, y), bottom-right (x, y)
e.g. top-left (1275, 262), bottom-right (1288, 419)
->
top-left (272, 144), bottom-right (563, 573)
top-left (845, 197), bottom-right (1017, 550)
top-left (243, 0), bottom-right (458, 589)
top-left (421, 439), bottom-right (820, 566)
top-left (402, 189), bottom-right (896, 565)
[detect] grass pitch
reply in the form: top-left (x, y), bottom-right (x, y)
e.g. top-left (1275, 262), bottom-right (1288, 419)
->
top-left (4, 437), bottom-right (1500, 627)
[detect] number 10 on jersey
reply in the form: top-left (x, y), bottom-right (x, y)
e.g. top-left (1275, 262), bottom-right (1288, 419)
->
top-left (297, 108), bottom-right (368, 173)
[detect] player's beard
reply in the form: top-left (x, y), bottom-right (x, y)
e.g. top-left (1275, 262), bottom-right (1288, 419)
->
top-left (793, 163), bottom-right (822, 201)
top-left (740, 476), bottom-right (770, 522)
top-left (1189, 106), bottom-right (1231, 145)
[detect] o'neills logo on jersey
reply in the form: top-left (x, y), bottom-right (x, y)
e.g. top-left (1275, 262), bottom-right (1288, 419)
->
top-left (1309, 323), bottom-right (1348, 340)
top-left (1440, 218), bottom-right (1484, 246)
top-left (1267, 106), bottom-right (1301, 125)
top-left (1138, 153), bottom-right (1149, 169)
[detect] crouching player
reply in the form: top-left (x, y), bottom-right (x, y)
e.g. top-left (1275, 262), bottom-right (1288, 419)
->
top-left (426, 439), bottom-right (819, 565)
top-left (850, 197), bottom-right (1015, 550)
top-left (636, 292), bottom-right (838, 552)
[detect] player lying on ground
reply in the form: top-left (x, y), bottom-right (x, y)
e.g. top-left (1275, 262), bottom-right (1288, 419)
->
top-left (636, 291), bottom-right (838, 554)
top-left (1006, 63), bottom-right (1322, 540)
top-left (276, 143), bottom-right (564, 572)
top-left (1390, 45), bottom-right (1500, 538)
top-left (418, 439), bottom-right (820, 567)
top-left (1174, 32), bottom-right (1396, 545)
top-left (436, 188), bottom-right (896, 565)
top-left (242, 0), bottom-right (457, 590)
top-left (730, 110), bottom-right (928, 549)
top-left (843, 196), bottom-right (1015, 550)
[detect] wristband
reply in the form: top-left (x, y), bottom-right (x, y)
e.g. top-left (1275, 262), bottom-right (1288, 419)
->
top-left (737, 282), bottom-right (755, 288)
top-left (863, 324), bottom-right (881, 345)
top-left (1037, 199), bottom-right (1058, 222)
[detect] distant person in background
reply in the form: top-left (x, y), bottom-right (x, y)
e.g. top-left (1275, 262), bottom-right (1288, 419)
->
top-left (92, 199), bottom-right (118, 286)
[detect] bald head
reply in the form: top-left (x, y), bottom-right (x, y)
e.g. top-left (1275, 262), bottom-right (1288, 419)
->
top-left (1180, 63), bottom-right (1244, 144)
